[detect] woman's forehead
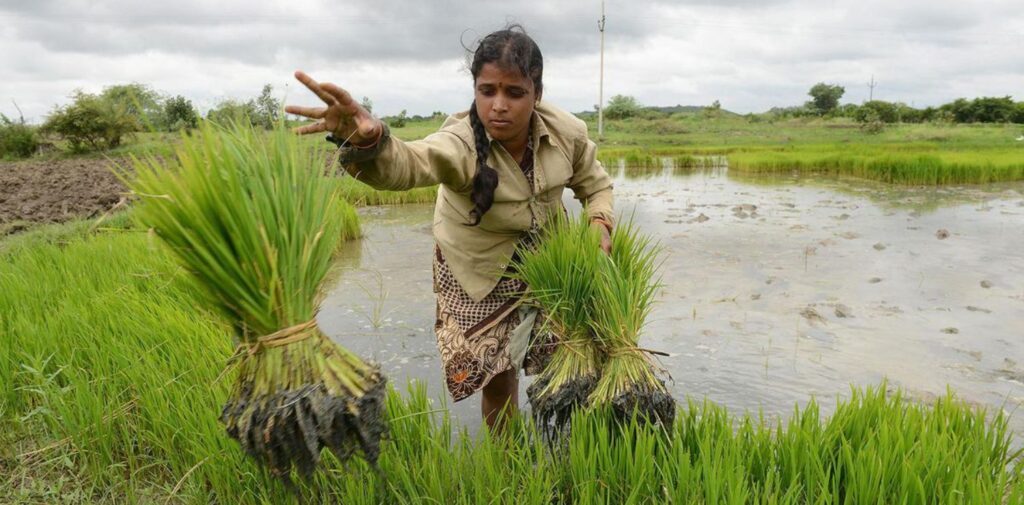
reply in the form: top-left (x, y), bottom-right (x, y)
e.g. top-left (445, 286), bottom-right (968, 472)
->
top-left (475, 62), bottom-right (533, 88)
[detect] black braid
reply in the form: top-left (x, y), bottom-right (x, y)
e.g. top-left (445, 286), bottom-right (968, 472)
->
top-left (467, 102), bottom-right (499, 226)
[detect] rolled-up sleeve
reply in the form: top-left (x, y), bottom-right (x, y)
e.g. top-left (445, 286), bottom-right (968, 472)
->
top-left (568, 134), bottom-right (615, 226)
top-left (338, 127), bottom-right (472, 192)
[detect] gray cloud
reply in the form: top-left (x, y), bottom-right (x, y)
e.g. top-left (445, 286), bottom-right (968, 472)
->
top-left (3, 1), bottom-right (664, 64)
top-left (1, 0), bottom-right (1021, 122)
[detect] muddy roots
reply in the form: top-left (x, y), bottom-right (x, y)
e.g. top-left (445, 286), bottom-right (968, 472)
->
top-left (608, 381), bottom-right (676, 428)
top-left (527, 372), bottom-right (599, 438)
top-left (221, 372), bottom-right (388, 478)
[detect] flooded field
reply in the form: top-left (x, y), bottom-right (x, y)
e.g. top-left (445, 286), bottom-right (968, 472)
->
top-left (318, 164), bottom-right (1024, 437)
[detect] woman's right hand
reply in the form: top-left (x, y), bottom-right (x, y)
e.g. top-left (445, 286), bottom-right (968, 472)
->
top-left (284, 70), bottom-right (381, 146)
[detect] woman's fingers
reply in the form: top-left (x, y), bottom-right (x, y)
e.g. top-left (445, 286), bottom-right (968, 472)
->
top-left (320, 82), bottom-right (356, 108)
top-left (291, 70), bottom-right (374, 139)
top-left (320, 82), bottom-right (379, 136)
top-left (292, 121), bottom-right (329, 135)
top-left (294, 70), bottom-right (338, 106)
top-left (284, 105), bottom-right (326, 119)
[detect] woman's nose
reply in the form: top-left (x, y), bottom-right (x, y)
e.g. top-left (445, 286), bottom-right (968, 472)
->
top-left (492, 95), bottom-right (509, 112)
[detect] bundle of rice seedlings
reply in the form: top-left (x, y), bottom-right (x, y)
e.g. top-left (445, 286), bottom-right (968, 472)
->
top-left (588, 219), bottom-right (675, 426)
top-left (124, 121), bottom-right (386, 478)
top-left (512, 215), bottom-right (606, 435)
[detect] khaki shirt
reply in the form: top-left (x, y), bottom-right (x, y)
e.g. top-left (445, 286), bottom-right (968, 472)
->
top-left (339, 101), bottom-right (614, 302)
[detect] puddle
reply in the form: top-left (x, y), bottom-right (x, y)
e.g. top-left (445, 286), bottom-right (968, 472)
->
top-left (318, 165), bottom-right (1024, 438)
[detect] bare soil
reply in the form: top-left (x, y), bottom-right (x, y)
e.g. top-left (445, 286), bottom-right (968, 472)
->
top-left (0, 157), bottom-right (127, 235)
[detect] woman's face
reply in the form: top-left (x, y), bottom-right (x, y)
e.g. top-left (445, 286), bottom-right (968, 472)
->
top-left (474, 62), bottom-right (538, 145)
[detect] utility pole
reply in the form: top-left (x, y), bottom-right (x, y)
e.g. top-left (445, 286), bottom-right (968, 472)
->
top-left (598, 0), bottom-right (606, 137)
top-left (867, 75), bottom-right (876, 102)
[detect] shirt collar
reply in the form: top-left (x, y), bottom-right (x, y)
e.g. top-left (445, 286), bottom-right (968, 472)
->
top-left (530, 105), bottom-right (551, 145)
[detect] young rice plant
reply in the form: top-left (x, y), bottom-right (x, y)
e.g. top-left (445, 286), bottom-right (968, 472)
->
top-left (125, 121), bottom-right (387, 479)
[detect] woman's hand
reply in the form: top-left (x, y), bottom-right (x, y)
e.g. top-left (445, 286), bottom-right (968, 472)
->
top-left (284, 70), bottom-right (381, 146)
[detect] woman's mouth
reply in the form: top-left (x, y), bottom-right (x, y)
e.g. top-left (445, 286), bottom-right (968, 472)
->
top-left (489, 119), bottom-right (512, 128)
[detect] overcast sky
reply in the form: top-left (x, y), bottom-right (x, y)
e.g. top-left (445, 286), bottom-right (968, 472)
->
top-left (1, 0), bottom-right (1021, 123)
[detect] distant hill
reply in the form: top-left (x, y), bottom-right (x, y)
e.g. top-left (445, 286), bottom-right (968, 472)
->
top-left (646, 105), bottom-right (705, 114)
top-left (575, 104), bottom-right (741, 118)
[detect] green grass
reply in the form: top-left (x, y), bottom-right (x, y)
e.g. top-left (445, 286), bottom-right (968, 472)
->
top-left (2, 218), bottom-right (1022, 503)
top-left (21, 113), bottom-right (1023, 193)
top-left (727, 144), bottom-right (1024, 184)
top-left (335, 176), bottom-right (438, 206)
top-left (591, 115), bottom-right (1024, 184)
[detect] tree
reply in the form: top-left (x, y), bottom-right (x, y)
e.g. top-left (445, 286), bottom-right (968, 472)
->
top-left (0, 112), bottom-right (39, 159)
top-left (252, 84), bottom-right (281, 129)
top-left (894, 102), bottom-right (922, 123)
top-left (206, 98), bottom-right (257, 126)
top-left (100, 83), bottom-right (162, 129)
top-left (388, 109), bottom-right (408, 128)
top-left (703, 99), bottom-right (722, 119)
top-left (939, 96), bottom-right (1016, 123)
top-left (206, 85), bottom-right (280, 130)
top-left (808, 83), bottom-right (845, 115)
top-left (604, 94), bottom-right (641, 120)
top-left (1013, 102), bottom-right (1024, 124)
top-left (42, 90), bottom-right (138, 152)
top-left (859, 109), bottom-right (885, 134)
top-left (162, 95), bottom-right (199, 131)
top-left (854, 100), bottom-right (898, 124)
top-left (967, 96), bottom-right (1015, 123)
top-left (941, 98), bottom-right (973, 123)
top-left (360, 96), bottom-right (373, 114)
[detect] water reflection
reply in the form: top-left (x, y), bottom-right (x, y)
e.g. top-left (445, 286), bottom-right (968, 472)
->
top-left (614, 156), bottom-right (728, 180)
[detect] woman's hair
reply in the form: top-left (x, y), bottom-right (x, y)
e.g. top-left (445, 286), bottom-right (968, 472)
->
top-left (465, 24), bottom-right (544, 226)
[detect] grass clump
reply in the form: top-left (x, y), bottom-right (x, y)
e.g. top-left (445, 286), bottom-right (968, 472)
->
top-left (0, 113), bottom-right (40, 159)
top-left (512, 215), bottom-right (606, 436)
top-left (727, 145), bottom-right (1024, 184)
top-left (335, 176), bottom-right (438, 206)
top-left (588, 218), bottom-right (674, 426)
top-left (514, 215), bottom-right (675, 434)
top-left (125, 121), bottom-right (385, 479)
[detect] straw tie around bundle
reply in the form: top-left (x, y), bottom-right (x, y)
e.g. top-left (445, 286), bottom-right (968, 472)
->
top-left (233, 319), bottom-right (319, 359)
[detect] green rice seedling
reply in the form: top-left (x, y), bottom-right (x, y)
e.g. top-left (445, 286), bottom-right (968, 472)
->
top-left (598, 148), bottom-right (660, 170)
top-left (124, 121), bottom-right (385, 479)
top-left (588, 217), bottom-right (675, 426)
top-left (309, 143), bottom-right (438, 206)
top-left (335, 176), bottom-right (438, 206)
top-left (3, 214), bottom-right (1023, 502)
top-left (511, 214), bottom-right (606, 436)
top-left (726, 144), bottom-right (1024, 184)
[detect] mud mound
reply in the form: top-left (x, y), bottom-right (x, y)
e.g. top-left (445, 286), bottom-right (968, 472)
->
top-left (0, 158), bottom-right (127, 233)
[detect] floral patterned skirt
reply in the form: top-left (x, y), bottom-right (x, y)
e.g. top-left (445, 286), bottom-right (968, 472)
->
top-left (433, 246), bottom-right (553, 402)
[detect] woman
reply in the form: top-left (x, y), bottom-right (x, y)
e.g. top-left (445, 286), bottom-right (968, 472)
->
top-left (286, 25), bottom-right (613, 430)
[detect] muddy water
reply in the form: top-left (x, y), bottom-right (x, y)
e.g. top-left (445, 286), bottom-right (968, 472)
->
top-left (318, 165), bottom-right (1024, 438)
